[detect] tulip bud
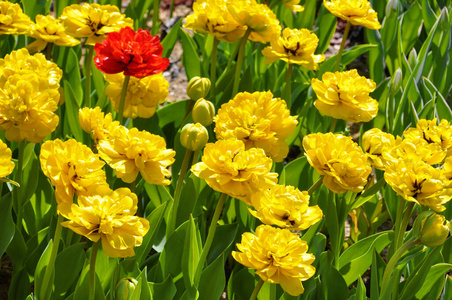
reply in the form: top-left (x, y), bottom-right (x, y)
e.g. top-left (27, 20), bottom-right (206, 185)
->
top-left (180, 123), bottom-right (209, 151)
top-left (413, 211), bottom-right (450, 247)
top-left (186, 76), bottom-right (211, 100)
top-left (408, 48), bottom-right (417, 70)
top-left (115, 278), bottom-right (138, 300)
top-left (389, 68), bottom-right (402, 95)
top-left (192, 98), bottom-right (215, 126)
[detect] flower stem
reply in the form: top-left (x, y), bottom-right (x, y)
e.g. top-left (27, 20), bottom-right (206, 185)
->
top-left (45, 43), bottom-right (53, 61)
top-left (117, 75), bottom-right (131, 125)
top-left (395, 201), bottom-right (415, 252)
top-left (282, 64), bottom-right (293, 107)
top-left (15, 140), bottom-right (27, 231)
top-left (210, 38), bottom-right (219, 101)
top-left (380, 238), bottom-right (420, 295)
top-left (329, 118), bottom-right (338, 133)
top-left (151, 0), bottom-right (161, 36)
top-left (388, 198), bottom-right (406, 260)
top-left (194, 192), bottom-right (227, 286)
top-left (191, 149), bottom-right (200, 166)
top-left (85, 45), bottom-right (94, 108)
top-left (232, 28), bottom-right (252, 96)
top-left (89, 241), bottom-right (100, 300)
top-left (40, 214), bottom-right (64, 300)
top-left (334, 21), bottom-right (351, 72)
top-left (308, 176), bottom-right (324, 195)
top-left (167, 149), bottom-right (193, 239)
top-left (249, 278), bottom-right (265, 300)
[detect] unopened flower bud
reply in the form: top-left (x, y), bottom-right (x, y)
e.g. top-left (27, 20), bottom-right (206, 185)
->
top-left (389, 68), bottom-right (402, 95)
top-left (408, 48), bottom-right (417, 69)
top-left (192, 98), bottom-right (215, 126)
top-left (186, 76), bottom-right (211, 100)
top-left (413, 211), bottom-right (450, 247)
top-left (115, 278), bottom-right (138, 300)
top-left (180, 123), bottom-right (209, 151)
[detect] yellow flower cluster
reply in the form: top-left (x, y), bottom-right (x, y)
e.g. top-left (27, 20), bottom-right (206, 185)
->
top-left (105, 73), bottom-right (169, 119)
top-left (79, 107), bottom-right (119, 144)
top-left (184, 0), bottom-right (246, 43)
top-left (191, 139), bottom-right (278, 204)
top-left (214, 91), bottom-right (298, 162)
top-left (262, 28), bottom-right (324, 69)
top-left (303, 132), bottom-right (371, 194)
top-left (0, 0), bottom-right (32, 35)
top-left (60, 3), bottom-right (133, 45)
top-left (249, 185), bottom-right (323, 230)
top-left (363, 119), bottom-right (452, 212)
top-left (324, 0), bottom-right (381, 30)
top-left (312, 69), bottom-right (378, 123)
top-left (61, 188), bottom-right (149, 258)
top-left (40, 139), bottom-right (109, 216)
top-left (27, 14), bottom-right (80, 52)
top-left (232, 225), bottom-right (316, 296)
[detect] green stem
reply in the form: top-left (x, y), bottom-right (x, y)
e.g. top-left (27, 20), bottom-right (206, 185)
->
top-left (329, 118), bottom-right (338, 133)
top-left (232, 28), bottom-right (252, 96)
top-left (388, 94), bottom-right (395, 134)
top-left (167, 149), bottom-right (193, 238)
top-left (85, 45), bottom-right (94, 108)
top-left (380, 238), bottom-right (420, 295)
top-left (282, 64), bottom-right (293, 107)
top-left (388, 198), bottom-right (406, 260)
top-left (334, 21), bottom-right (351, 72)
top-left (308, 176), bottom-right (324, 195)
top-left (210, 38), bottom-right (219, 101)
top-left (194, 193), bottom-right (227, 286)
top-left (89, 241), bottom-right (100, 300)
top-left (169, 0), bottom-right (175, 18)
top-left (40, 214), bottom-right (64, 300)
top-left (130, 179), bottom-right (136, 194)
top-left (45, 43), bottom-right (53, 61)
top-left (151, 0), bottom-right (161, 36)
top-left (15, 140), bottom-right (27, 231)
top-left (191, 149), bottom-right (200, 166)
top-left (117, 75), bottom-right (131, 125)
top-left (396, 201), bottom-right (415, 251)
top-left (249, 278), bottom-right (265, 300)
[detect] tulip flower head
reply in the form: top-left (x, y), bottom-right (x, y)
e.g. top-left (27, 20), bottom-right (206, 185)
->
top-left (362, 128), bottom-right (395, 170)
top-left (0, 1), bottom-right (33, 35)
top-left (59, 3), bottom-right (133, 45)
top-left (61, 188), bottom-right (150, 258)
top-left (303, 133), bottom-right (371, 194)
top-left (0, 139), bottom-right (14, 179)
top-left (94, 27), bottom-right (169, 78)
top-left (214, 91), bottom-right (298, 162)
top-left (323, 0), bottom-right (381, 30)
top-left (233, 225), bottom-right (316, 296)
top-left (403, 119), bottom-right (452, 157)
top-left (79, 107), bottom-right (120, 144)
top-left (282, 0), bottom-right (305, 12)
top-left (191, 139), bottom-right (278, 204)
top-left (40, 139), bottom-right (109, 216)
top-left (312, 69), bottom-right (378, 123)
top-left (262, 28), bottom-right (324, 69)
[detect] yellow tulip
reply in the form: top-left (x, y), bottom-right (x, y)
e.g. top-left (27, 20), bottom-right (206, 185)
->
top-left (323, 0), bottom-right (381, 30)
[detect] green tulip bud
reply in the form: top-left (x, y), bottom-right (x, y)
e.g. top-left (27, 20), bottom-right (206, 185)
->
top-left (115, 278), bottom-right (138, 300)
top-left (413, 211), bottom-right (450, 247)
top-left (389, 68), bottom-right (402, 95)
top-left (180, 123), bottom-right (209, 151)
top-left (187, 76), bottom-right (211, 100)
top-left (192, 98), bottom-right (215, 126)
top-left (408, 48), bottom-right (417, 70)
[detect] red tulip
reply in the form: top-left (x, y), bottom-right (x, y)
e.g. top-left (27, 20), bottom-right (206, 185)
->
top-left (94, 27), bottom-right (169, 78)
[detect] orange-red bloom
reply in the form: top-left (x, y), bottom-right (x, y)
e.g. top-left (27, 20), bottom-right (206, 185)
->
top-left (94, 27), bottom-right (169, 78)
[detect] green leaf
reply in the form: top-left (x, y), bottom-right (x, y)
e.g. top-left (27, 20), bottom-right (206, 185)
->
top-left (441, 276), bottom-right (452, 300)
top-left (63, 80), bottom-right (84, 142)
top-left (149, 275), bottom-right (177, 300)
top-left (370, 249), bottom-right (386, 300)
top-left (0, 192), bottom-right (14, 258)
top-left (8, 267), bottom-right (31, 300)
top-left (314, 5), bottom-right (337, 54)
top-left (420, 0), bottom-right (438, 33)
top-left (135, 201), bottom-right (169, 266)
top-left (227, 266), bottom-right (256, 300)
top-left (162, 19), bottom-right (182, 58)
top-left (365, 28), bottom-right (385, 84)
top-left (158, 220), bottom-right (189, 278)
top-left (206, 223), bottom-right (238, 265)
top-left (400, 4), bottom-right (423, 55)
top-left (34, 240), bottom-right (54, 300)
top-left (318, 44), bottom-right (377, 76)
top-left (415, 263), bottom-right (452, 300)
top-left (198, 254), bottom-right (225, 300)
top-left (54, 243), bottom-right (86, 296)
top-left (21, 0), bottom-right (51, 20)
top-left (319, 251), bottom-right (349, 300)
top-left (73, 265), bottom-right (105, 300)
top-left (180, 29), bottom-right (202, 79)
top-left (355, 277), bottom-right (367, 300)
top-left (339, 231), bottom-right (393, 286)
top-left (130, 268), bottom-right (152, 300)
top-left (279, 156), bottom-right (311, 190)
top-left (181, 215), bottom-right (201, 295)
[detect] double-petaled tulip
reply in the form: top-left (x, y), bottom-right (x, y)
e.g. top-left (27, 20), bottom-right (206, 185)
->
top-left (323, 0), bottom-right (381, 30)
top-left (362, 128), bottom-right (395, 170)
top-left (0, 1), bottom-right (33, 35)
